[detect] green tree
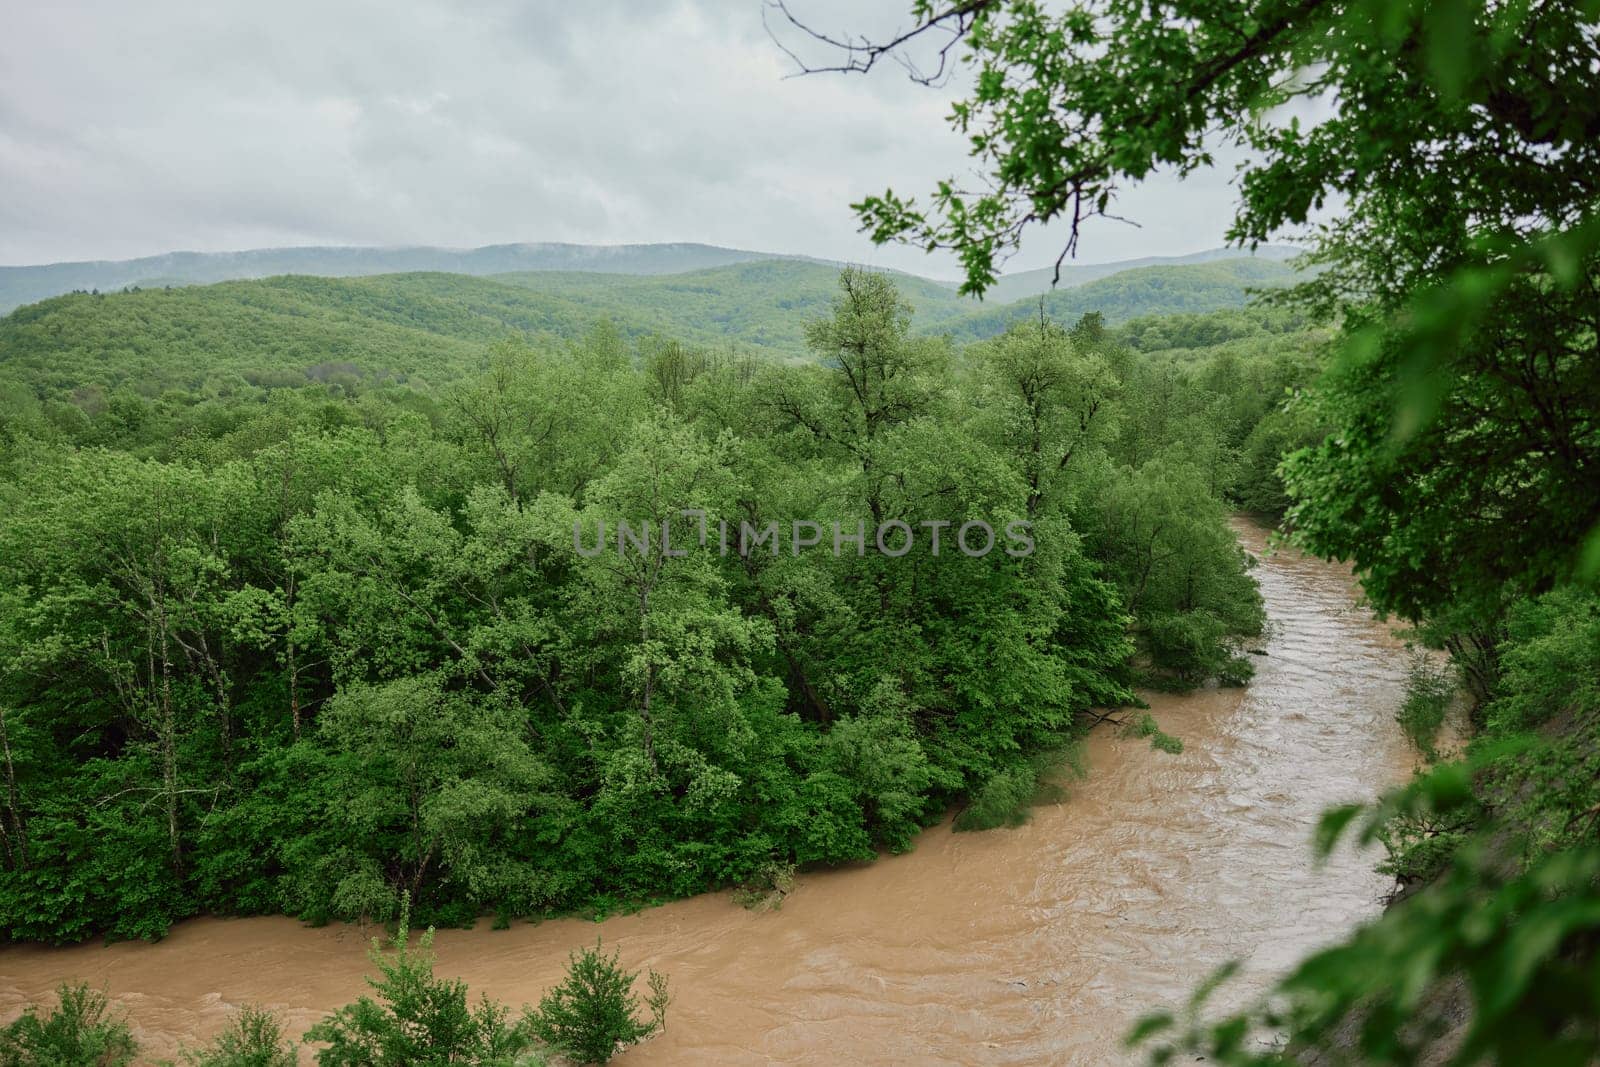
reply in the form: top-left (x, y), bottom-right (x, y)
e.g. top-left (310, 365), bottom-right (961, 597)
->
top-left (965, 316), bottom-right (1118, 520)
top-left (180, 1005), bottom-right (296, 1067)
top-left (528, 940), bottom-right (663, 1065)
top-left (781, 0), bottom-right (1600, 1059)
top-left (0, 983), bottom-right (137, 1067)
top-left (285, 675), bottom-right (553, 923)
top-left (305, 898), bottom-right (536, 1066)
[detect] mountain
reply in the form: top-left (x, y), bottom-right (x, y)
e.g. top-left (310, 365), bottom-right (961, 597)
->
top-left (0, 261), bottom-right (966, 399)
top-left (0, 255), bottom-right (1301, 401)
top-left (938, 257), bottom-right (1299, 341)
top-left (0, 241), bottom-right (1302, 315)
top-left (490, 258), bottom-right (979, 350)
top-left (0, 242), bottom-right (784, 313)
top-left (967, 244), bottom-right (1302, 304)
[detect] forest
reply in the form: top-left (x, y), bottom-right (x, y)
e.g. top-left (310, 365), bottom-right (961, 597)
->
top-left (0, 254), bottom-right (1296, 401)
top-left (807, 0), bottom-right (1599, 1061)
top-left (3, 0), bottom-right (1598, 1062)
top-left (0, 259), bottom-right (1311, 944)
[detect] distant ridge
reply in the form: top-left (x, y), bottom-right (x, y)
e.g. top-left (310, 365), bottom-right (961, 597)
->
top-left (0, 241), bottom-right (1301, 315)
top-left (0, 242), bottom-right (784, 313)
top-left (968, 244), bottom-right (1302, 304)
top-left (0, 255), bottom-right (1302, 404)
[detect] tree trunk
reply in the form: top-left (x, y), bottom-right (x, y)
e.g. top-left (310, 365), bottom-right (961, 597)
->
top-left (155, 588), bottom-right (183, 877)
top-left (640, 585), bottom-right (657, 770)
top-left (286, 573), bottom-right (302, 739)
top-left (0, 705), bottom-right (26, 871)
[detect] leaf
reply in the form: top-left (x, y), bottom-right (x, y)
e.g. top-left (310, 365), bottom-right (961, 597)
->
top-left (1124, 1011), bottom-right (1174, 1046)
top-left (1423, 0), bottom-right (1477, 100)
top-left (1314, 803), bottom-right (1365, 860)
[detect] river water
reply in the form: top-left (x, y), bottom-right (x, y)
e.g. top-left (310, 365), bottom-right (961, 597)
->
top-left (0, 521), bottom-right (1416, 1064)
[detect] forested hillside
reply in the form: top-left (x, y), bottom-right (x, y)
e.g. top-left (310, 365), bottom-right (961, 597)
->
top-left (0, 255), bottom-right (1297, 409)
top-left (973, 244), bottom-right (1299, 304)
top-left (0, 267), bottom-right (1305, 942)
top-left (0, 242), bottom-right (786, 313)
top-left (492, 257), bottom-right (980, 350)
top-left (0, 241), bottom-right (1299, 315)
top-left (942, 259), bottom-right (1298, 342)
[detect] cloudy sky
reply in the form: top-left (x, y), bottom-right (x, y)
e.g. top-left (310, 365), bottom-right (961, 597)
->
top-left (1, 0), bottom-right (1246, 275)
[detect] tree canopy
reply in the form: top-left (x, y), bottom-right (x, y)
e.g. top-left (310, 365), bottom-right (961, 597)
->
top-left (777, 0), bottom-right (1600, 1060)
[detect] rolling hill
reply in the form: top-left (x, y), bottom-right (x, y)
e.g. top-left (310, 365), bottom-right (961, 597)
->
top-left (0, 241), bottom-right (1302, 315)
top-left (971, 244), bottom-right (1301, 304)
top-left (0, 242), bottom-right (787, 314)
top-left (940, 258), bottom-right (1299, 341)
top-left (489, 259), bottom-right (980, 349)
top-left (0, 255), bottom-right (1301, 400)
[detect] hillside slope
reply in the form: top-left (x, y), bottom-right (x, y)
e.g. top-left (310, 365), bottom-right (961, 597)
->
top-left (492, 258), bottom-right (977, 350)
top-left (937, 258), bottom-right (1298, 341)
top-left (0, 257), bottom-right (1300, 399)
top-left (973, 244), bottom-right (1301, 304)
top-left (0, 242), bottom-right (784, 313)
top-left (0, 241), bottom-right (1303, 314)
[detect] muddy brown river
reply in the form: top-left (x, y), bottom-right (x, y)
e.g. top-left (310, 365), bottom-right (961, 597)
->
top-left (0, 522), bottom-right (1416, 1064)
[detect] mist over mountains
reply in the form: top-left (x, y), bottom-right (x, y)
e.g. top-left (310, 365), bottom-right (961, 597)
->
top-left (0, 241), bottom-right (1300, 315)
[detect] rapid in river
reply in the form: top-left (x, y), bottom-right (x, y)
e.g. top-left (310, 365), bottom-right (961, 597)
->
top-left (0, 520), bottom-right (1417, 1064)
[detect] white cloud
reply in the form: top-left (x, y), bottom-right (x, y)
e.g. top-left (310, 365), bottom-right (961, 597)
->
top-left (0, 0), bottom-right (1245, 273)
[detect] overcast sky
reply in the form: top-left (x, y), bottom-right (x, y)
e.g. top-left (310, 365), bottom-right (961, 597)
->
top-left (1, 0), bottom-right (1248, 275)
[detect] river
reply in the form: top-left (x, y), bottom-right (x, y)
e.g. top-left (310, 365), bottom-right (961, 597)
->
top-left (0, 521), bottom-right (1416, 1064)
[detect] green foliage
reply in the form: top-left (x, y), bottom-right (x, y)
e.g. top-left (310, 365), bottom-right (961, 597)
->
top-left (1485, 589), bottom-right (1600, 737)
top-left (1120, 713), bottom-right (1184, 756)
top-left (953, 762), bottom-right (1039, 831)
top-left (527, 941), bottom-right (661, 1065)
top-left (179, 1005), bottom-right (296, 1067)
top-left (1475, 591), bottom-right (1600, 862)
top-left (940, 259), bottom-right (1299, 341)
top-left (644, 970), bottom-right (671, 1033)
top-left (0, 983), bottom-right (137, 1067)
top-left (0, 267), bottom-right (1270, 942)
top-left (304, 897), bottom-right (537, 1066)
top-left (1396, 654), bottom-right (1455, 759)
top-left (954, 744), bottom-right (1089, 830)
top-left (731, 860), bottom-right (796, 911)
top-left (289, 675), bottom-right (554, 923)
top-left (0, 257), bottom-right (1292, 420)
top-left (1143, 614), bottom-right (1232, 691)
top-left (1373, 804), bottom-right (1476, 892)
top-left (1215, 653), bottom-right (1255, 689)
top-left (1068, 454), bottom-right (1265, 688)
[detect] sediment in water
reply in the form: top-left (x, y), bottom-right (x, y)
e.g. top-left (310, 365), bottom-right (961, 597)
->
top-left (0, 521), bottom-right (1416, 1065)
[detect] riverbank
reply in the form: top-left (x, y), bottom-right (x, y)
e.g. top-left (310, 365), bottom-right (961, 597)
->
top-left (0, 522), bottom-right (1417, 1065)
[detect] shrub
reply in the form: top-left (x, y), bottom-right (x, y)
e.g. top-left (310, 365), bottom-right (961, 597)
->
top-left (953, 762), bottom-right (1038, 831)
top-left (1216, 652), bottom-right (1255, 688)
top-left (1122, 712), bottom-right (1184, 755)
top-left (528, 941), bottom-right (664, 1064)
top-left (644, 971), bottom-right (671, 1034)
top-left (180, 1005), bottom-right (296, 1067)
top-left (1374, 804), bottom-right (1477, 892)
top-left (731, 860), bottom-right (796, 911)
top-left (0, 982), bottom-right (137, 1067)
top-left (1144, 612), bottom-right (1230, 689)
top-left (1397, 653), bottom-right (1455, 758)
top-left (304, 896), bottom-right (537, 1066)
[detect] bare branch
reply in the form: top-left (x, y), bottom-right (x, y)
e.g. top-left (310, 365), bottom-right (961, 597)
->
top-left (763, 0), bottom-right (993, 84)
